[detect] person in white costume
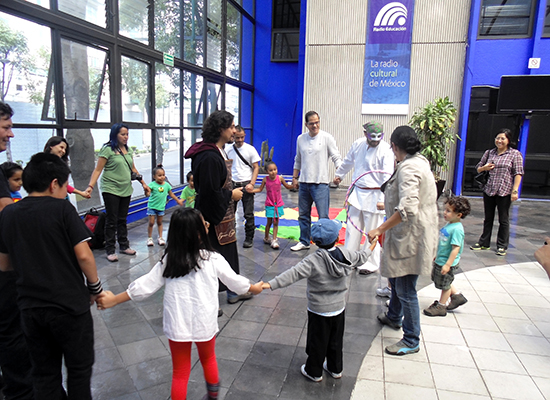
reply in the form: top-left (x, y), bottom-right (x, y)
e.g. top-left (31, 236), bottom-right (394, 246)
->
top-left (334, 121), bottom-right (395, 274)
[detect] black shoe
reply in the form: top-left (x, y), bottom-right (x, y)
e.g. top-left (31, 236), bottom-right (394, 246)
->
top-left (218, 308), bottom-right (223, 317)
top-left (243, 239), bottom-right (253, 248)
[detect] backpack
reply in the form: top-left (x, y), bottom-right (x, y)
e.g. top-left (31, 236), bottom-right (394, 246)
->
top-left (83, 208), bottom-right (106, 249)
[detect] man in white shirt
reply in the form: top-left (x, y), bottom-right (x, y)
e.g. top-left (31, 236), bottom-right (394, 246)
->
top-left (334, 121), bottom-right (395, 273)
top-left (291, 111), bottom-right (342, 251)
top-left (226, 126), bottom-right (261, 248)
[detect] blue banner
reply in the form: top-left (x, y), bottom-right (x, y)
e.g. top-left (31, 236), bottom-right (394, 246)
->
top-left (362, 0), bottom-right (415, 115)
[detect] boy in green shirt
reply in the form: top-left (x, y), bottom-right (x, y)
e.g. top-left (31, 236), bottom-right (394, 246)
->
top-left (180, 171), bottom-right (196, 208)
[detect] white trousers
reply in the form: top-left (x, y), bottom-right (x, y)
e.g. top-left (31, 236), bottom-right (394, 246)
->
top-left (344, 205), bottom-right (384, 272)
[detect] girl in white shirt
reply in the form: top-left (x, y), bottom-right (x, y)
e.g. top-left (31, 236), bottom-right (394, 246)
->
top-left (97, 207), bottom-right (263, 400)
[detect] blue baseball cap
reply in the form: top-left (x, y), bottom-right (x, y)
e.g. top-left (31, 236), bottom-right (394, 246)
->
top-left (311, 218), bottom-right (342, 246)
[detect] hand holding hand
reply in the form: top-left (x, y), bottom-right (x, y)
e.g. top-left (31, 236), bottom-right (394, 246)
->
top-left (96, 290), bottom-right (116, 310)
top-left (143, 185), bottom-right (152, 197)
top-left (333, 177), bottom-right (341, 185)
top-left (245, 183), bottom-right (254, 193)
top-left (232, 187), bottom-right (243, 201)
top-left (367, 228), bottom-right (381, 243)
top-left (249, 281), bottom-right (264, 295)
top-left (376, 202), bottom-right (385, 210)
top-left (261, 282), bottom-right (271, 290)
top-left (84, 187), bottom-right (93, 197)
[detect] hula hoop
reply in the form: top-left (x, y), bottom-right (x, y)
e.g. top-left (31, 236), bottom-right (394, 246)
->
top-left (343, 170), bottom-right (393, 239)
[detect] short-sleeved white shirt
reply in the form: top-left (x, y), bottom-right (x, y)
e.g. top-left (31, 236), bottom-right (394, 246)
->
top-left (226, 142), bottom-right (261, 182)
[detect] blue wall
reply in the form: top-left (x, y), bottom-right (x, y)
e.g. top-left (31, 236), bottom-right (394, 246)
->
top-left (252, 1), bottom-right (306, 174)
top-left (453, 0), bottom-right (550, 195)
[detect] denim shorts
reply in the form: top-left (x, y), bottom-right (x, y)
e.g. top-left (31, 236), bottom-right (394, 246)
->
top-left (147, 208), bottom-right (165, 216)
top-left (431, 262), bottom-right (459, 290)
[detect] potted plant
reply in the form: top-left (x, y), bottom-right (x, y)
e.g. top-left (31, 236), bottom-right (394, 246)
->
top-left (409, 96), bottom-right (458, 198)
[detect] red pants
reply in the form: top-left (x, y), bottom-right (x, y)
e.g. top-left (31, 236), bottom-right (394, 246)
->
top-left (169, 337), bottom-right (219, 400)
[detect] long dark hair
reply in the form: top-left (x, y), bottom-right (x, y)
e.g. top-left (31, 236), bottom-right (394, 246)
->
top-left (43, 136), bottom-right (70, 163)
top-left (162, 208), bottom-right (215, 278)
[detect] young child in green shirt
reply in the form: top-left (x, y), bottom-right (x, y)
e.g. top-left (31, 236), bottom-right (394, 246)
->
top-left (147, 165), bottom-right (183, 246)
top-left (180, 171), bottom-right (196, 208)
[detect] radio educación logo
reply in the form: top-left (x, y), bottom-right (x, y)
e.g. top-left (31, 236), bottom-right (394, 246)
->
top-left (373, 2), bottom-right (407, 32)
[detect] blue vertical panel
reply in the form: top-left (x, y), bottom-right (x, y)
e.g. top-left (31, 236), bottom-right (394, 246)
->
top-left (240, 89), bottom-right (252, 129)
top-left (252, 0), bottom-right (301, 174)
top-left (241, 15), bottom-right (254, 85)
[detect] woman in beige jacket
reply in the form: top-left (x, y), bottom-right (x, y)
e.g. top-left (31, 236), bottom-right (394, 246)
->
top-left (368, 126), bottom-right (438, 356)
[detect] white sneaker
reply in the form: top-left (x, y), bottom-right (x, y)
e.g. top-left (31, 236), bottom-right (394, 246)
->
top-left (271, 239), bottom-right (280, 249)
top-left (291, 242), bottom-right (310, 251)
top-left (158, 237), bottom-right (166, 246)
top-left (376, 287), bottom-right (391, 298)
top-left (147, 238), bottom-right (154, 247)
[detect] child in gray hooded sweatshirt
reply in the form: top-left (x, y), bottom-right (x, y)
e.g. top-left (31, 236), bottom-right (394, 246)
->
top-left (261, 218), bottom-right (374, 382)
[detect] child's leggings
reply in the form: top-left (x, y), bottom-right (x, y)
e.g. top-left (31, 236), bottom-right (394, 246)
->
top-left (169, 337), bottom-right (219, 400)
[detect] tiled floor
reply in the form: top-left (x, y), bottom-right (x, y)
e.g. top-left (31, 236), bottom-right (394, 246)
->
top-left (351, 261), bottom-right (550, 400)
top-left (5, 188), bottom-right (549, 399)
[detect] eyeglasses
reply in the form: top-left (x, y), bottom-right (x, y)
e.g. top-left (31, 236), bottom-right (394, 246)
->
top-left (307, 121), bottom-right (320, 127)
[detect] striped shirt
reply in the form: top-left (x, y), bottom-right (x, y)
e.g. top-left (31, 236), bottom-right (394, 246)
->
top-left (476, 147), bottom-right (524, 197)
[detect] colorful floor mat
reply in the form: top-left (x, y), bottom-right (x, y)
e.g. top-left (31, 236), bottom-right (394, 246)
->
top-left (254, 207), bottom-right (353, 244)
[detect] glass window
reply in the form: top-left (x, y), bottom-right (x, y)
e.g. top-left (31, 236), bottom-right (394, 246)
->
top-left (119, 0), bottom-right (149, 44)
top-left (58, 0), bottom-right (107, 28)
top-left (121, 56), bottom-right (150, 123)
top-left (479, 0), bottom-right (535, 37)
top-left (155, 128), bottom-right (182, 186)
top-left (0, 128), bottom-right (55, 165)
top-left (183, 71), bottom-right (203, 127)
top-left (206, 0), bottom-right (222, 71)
top-left (183, 0), bottom-right (204, 66)
top-left (20, 0), bottom-right (49, 8)
top-left (225, 84), bottom-right (239, 123)
top-left (0, 13), bottom-right (55, 124)
top-left (61, 39), bottom-right (110, 122)
top-left (226, 3), bottom-right (241, 79)
top-left (271, 0), bottom-right (300, 61)
top-left (154, 0), bottom-right (181, 58)
top-left (155, 63), bottom-right (181, 127)
top-left (544, 2), bottom-right (550, 37)
top-left (206, 81), bottom-right (221, 115)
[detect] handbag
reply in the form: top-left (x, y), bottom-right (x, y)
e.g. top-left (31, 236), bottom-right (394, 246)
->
top-left (474, 170), bottom-right (489, 188)
top-left (214, 158), bottom-right (237, 245)
top-left (83, 208), bottom-right (106, 249)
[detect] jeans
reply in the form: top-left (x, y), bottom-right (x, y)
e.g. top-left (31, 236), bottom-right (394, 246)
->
top-left (233, 181), bottom-right (255, 240)
top-left (479, 192), bottom-right (511, 249)
top-left (21, 308), bottom-right (94, 400)
top-left (298, 183), bottom-right (329, 245)
top-left (387, 275), bottom-right (420, 348)
top-left (102, 192), bottom-right (131, 254)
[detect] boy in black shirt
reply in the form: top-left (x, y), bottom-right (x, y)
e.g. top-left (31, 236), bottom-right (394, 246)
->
top-left (0, 153), bottom-right (103, 399)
